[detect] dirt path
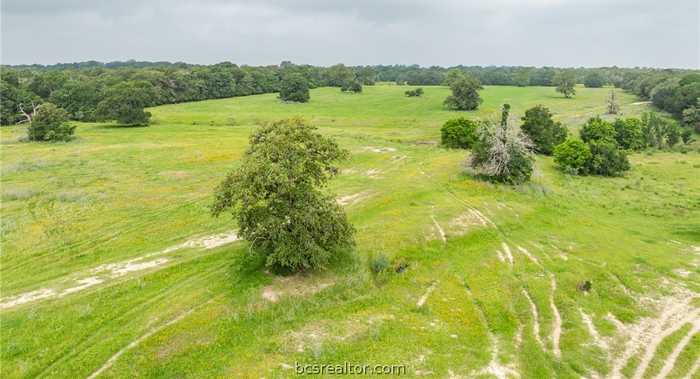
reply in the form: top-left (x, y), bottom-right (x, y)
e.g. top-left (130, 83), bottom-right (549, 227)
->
top-left (416, 281), bottom-right (438, 308)
top-left (610, 288), bottom-right (698, 378)
top-left (684, 355), bottom-right (700, 379)
top-left (518, 246), bottom-right (542, 268)
top-left (654, 319), bottom-right (700, 379)
top-left (522, 288), bottom-right (544, 349)
top-left (502, 243), bottom-right (514, 267)
top-left (86, 297), bottom-right (217, 379)
top-left (0, 231), bottom-right (238, 310)
top-left (431, 215), bottom-right (446, 243)
top-left (549, 275), bottom-right (562, 359)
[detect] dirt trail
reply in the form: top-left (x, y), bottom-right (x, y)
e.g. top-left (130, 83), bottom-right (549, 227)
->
top-left (654, 319), bottom-right (700, 379)
top-left (336, 191), bottom-right (372, 206)
top-left (417, 281), bottom-right (438, 308)
top-left (431, 216), bottom-right (446, 243)
top-left (502, 243), bottom-right (514, 267)
top-left (0, 231), bottom-right (238, 310)
top-left (610, 288), bottom-right (699, 379)
top-left (632, 307), bottom-right (700, 379)
top-left (522, 288), bottom-right (544, 349)
top-left (549, 275), bottom-right (562, 359)
top-left (580, 309), bottom-right (609, 351)
top-left (518, 246), bottom-right (542, 268)
top-left (684, 356), bottom-right (700, 379)
top-left (466, 286), bottom-right (519, 378)
top-left (86, 297), bottom-right (217, 379)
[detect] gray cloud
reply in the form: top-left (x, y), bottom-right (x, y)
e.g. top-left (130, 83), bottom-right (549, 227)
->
top-left (1, 0), bottom-right (698, 68)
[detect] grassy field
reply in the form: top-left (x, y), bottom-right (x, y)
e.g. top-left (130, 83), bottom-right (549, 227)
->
top-left (1, 84), bottom-right (699, 378)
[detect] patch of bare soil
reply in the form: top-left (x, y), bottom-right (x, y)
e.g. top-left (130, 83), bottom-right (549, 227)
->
top-left (336, 191), bottom-right (372, 206)
top-left (261, 275), bottom-right (334, 303)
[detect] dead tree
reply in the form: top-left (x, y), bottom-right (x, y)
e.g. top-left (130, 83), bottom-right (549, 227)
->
top-left (17, 102), bottom-right (41, 124)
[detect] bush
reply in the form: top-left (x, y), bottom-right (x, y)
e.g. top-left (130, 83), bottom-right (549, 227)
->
top-left (580, 116), bottom-right (616, 144)
top-left (440, 117), bottom-right (480, 149)
top-left (470, 104), bottom-right (534, 184)
top-left (211, 118), bottom-right (354, 271)
top-left (612, 118), bottom-right (645, 150)
top-left (586, 140), bottom-right (630, 176)
top-left (553, 139), bottom-right (592, 175)
top-left (341, 80), bottom-right (362, 93)
top-left (279, 74), bottom-right (310, 103)
top-left (405, 88), bottom-right (424, 97)
top-left (369, 254), bottom-right (390, 274)
top-left (27, 103), bottom-right (75, 142)
top-left (520, 105), bottom-right (568, 155)
top-left (444, 74), bottom-right (482, 111)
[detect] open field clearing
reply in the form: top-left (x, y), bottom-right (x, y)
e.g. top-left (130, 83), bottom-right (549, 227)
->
top-left (2, 85), bottom-right (699, 378)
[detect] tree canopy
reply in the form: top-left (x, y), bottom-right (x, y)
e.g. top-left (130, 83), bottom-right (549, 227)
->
top-left (212, 118), bottom-right (354, 272)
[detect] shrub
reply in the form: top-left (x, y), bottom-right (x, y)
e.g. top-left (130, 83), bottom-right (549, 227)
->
top-left (554, 71), bottom-right (576, 98)
top-left (440, 117), bottom-right (480, 149)
top-left (27, 103), bottom-right (75, 142)
top-left (580, 116), bottom-right (616, 144)
top-left (612, 118), bottom-right (645, 150)
top-left (341, 80), bottom-right (362, 93)
top-left (279, 73), bottom-right (310, 103)
top-left (586, 140), bottom-right (630, 176)
top-left (444, 74), bottom-right (482, 111)
top-left (369, 254), bottom-right (390, 274)
top-left (470, 104), bottom-right (534, 184)
top-left (405, 88), bottom-right (424, 97)
top-left (520, 105), bottom-right (568, 155)
top-left (211, 118), bottom-right (354, 271)
top-left (641, 112), bottom-right (683, 149)
top-left (553, 139), bottom-right (592, 175)
top-left (682, 104), bottom-right (700, 133)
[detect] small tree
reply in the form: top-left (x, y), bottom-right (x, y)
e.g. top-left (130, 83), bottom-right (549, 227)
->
top-left (612, 118), bottom-right (645, 150)
top-left (470, 104), bottom-right (534, 184)
top-left (341, 80), bottom-right (362, 93)
top-left (212, 118), bottom-right (354, 271)
top-left (586, 141), bottom-right (630, 176)
top-left (444, 74), bottom-right (483, 111)
top-left (27, 103), bottom-right (75, 142)
top-left (96, 81), bottom-right (155, 126)
top-left (440, 117), bottom-right (480, 149)
top-left (580, 117), bottom-right (616, 144)
top-left (682, 103), bottom-right (700, 133)
top-left (279, 73), bottom-right (310, 103)
top-left (405, 88), bottom-right (424, 97)
top-left (554, 71), bottom-right (576, 98)
top-left (553, 140), bottom-right (592, 175)
top-left (607, 89), bottom-right (620, 115)
top-left (520, 105), bottom-right (568, 155)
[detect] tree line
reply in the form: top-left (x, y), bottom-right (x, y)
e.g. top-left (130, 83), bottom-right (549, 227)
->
top-left (2, 61), bottom-right (698, 130)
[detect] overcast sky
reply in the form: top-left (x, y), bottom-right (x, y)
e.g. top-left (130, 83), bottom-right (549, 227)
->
top-left (1, 0), bottom-right (698, 68)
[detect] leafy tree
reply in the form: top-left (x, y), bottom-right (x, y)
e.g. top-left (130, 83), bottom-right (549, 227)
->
top-left (607, 89), bottom-right (620, 114)
top-left (49, 80), bottom-right (102, 121)
top-left (212, 118), bottom-right (354, 271)
top-left (554, 71), bottom-right (576, 98)
top-left (682, 103), bottom-right (700, 133)
top-left (584, 72), bottom-right (606, 88)
top-left (28, 71), bottom-right (67, 99)
top-left (444, 74), bottom-right (482, 111)
top-left (405, 88), bottom-right (424, 97)
top-left (440, 118), bottom-right (480, 149)
top-left (324, 64), bottom-right (355, 87)
top-left (279, 73), bottom-right (310, 103)
top-left (580, 117), bottom-right (616, 144)
top-left (96, 81), bottom-right (155, 125)
top-left (514, 70), bottom-right (530, 87)
top-left (470, 104), bottom-right (534, 184)
top-left (640, 112), bottom-right (682, 149)
top-left (612, 118), bottom-right (645, 150)
top-left (0, 81), bottom-right (38, 125)
top-left (520, 105), bottom-right (567, 155)
top-left (27, 103), bottom-right (75, 142)
top-left (341, 80), bottom-right (362, 93)
top-left (553, 140), bottom-right (592, 175)
top-left (585, 140), bottom-right (630, 176)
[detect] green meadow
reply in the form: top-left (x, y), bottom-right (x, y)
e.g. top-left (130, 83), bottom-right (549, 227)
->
top-left (1, 85), bottom-right (699, 378)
